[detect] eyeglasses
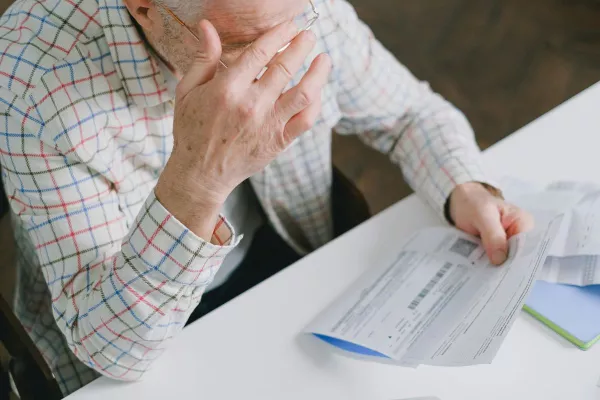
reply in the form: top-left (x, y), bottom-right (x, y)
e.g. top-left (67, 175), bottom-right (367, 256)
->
top-left (159, 0), bottom-right (320, 69)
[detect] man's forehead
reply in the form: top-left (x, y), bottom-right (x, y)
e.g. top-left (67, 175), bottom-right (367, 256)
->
top-left (201, 0), bottom-right (306, 46)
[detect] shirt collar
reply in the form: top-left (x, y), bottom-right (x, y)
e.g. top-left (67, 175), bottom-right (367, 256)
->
top-left (98, 0), bottom-right (171, 107)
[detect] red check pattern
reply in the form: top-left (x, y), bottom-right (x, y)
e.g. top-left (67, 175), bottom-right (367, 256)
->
top-left (0, 0), bottom-right (493, 395)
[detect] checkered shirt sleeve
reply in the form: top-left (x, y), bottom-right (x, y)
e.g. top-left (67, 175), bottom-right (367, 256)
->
top-left (326, 0), bottom-right (495, 217)
top-left (0, 88), bottom-right (239, 380)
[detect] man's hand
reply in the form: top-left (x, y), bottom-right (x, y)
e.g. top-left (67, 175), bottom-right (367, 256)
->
top-left (155, 19), bottom-right (331, 240)
top-left (449, 182), bottom-right (534, 265)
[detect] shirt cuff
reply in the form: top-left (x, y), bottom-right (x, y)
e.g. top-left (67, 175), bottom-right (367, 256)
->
top-left (421, 158), bottom-right (499, 223)
top-left (123, 191), bottom-right (241, 288)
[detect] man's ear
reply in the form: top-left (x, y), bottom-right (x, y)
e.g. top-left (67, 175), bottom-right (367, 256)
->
top-left (123, 0), bottom-right (160, 31)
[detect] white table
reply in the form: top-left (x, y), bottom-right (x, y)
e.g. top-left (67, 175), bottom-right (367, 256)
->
top-left (67, 84), bottom-right (600, 400)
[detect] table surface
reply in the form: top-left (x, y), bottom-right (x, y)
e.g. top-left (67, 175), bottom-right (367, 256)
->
top-left (67, 83), bottom-right (600, 400)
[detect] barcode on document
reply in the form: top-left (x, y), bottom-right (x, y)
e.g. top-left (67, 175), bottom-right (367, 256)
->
top-left (408, 262), bottom-right (452, 310)
top-left (449, 238), bottom-right (478, 258)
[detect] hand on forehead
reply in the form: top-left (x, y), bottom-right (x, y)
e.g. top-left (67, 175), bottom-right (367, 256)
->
top-left (199, 0), bottom-right (307, 47)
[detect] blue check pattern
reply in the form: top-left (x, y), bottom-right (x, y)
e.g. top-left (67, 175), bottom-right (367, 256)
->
top-left (0, 0), bottom-right (492, 395)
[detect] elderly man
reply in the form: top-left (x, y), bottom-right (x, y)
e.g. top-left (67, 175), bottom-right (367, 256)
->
top-left (0, 0), bottom-right (531, 395)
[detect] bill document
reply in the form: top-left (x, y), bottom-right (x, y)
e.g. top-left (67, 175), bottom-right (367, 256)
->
top-left (305, 215), bottom-right (562, 367)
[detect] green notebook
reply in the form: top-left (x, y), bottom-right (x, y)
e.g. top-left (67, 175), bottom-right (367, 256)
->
top-left (524, 281), bottom-right (600, 350)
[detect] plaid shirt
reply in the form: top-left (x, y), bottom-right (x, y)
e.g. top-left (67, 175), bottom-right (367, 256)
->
top-left (0, 0), bottom-right (491, 395)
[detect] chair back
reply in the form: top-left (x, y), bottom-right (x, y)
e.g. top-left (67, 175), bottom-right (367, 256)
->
top-left (0, 294), bottom-right (63, 399)
top-left (0, 175), bottom-right (63, 399)
top-left (332, 166), bottom-right (371, 236)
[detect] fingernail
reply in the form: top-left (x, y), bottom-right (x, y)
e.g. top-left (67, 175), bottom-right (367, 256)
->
top-left (492, 250), bottom-right (507, 265)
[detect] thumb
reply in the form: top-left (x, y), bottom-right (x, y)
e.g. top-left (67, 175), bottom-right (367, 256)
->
top-left (475, 208), bottom-right (508, 265)
top-left (176, 19), bottom-right (222, 98)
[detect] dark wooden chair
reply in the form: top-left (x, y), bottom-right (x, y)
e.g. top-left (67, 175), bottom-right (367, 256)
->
top-left (0, 177), bottom-right (63, 400)
top-left (332, 166), bottom-right (371, 236)
top-left (0, 294), bottom-right (63, 400)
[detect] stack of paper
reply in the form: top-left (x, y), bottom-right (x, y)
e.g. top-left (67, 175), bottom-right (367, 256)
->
top-left (305, 217), bottom-right (561, 367)
top-left (497, 178), bottom-right (600, 350)
top-left (503, 178), bottom-right (600, 286)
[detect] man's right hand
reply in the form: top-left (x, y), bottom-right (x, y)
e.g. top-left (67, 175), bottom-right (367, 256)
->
top-left (155, 19), bottom-right (331, 240)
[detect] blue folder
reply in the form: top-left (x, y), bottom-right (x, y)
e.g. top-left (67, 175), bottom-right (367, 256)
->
top-left (312, 334), bottom-right (388, 357)
top-left (524, 281), bottom-right (600, 349)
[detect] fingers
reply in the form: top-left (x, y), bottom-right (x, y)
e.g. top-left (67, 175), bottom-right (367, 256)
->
top-left (258, 30), bottom-right (317, 95)
top-left (282, 93), bottom-right (322, 145)
top-left (231, 21), bottom-right (299, 82)
top-left (275, 53), bottom-right (331, 124)
top-left (176, 20), bottom-right (222, 99)
top-left (474, 206), bottom-right (508, 265)
top-left (502, 205), bottom-right (535, 238)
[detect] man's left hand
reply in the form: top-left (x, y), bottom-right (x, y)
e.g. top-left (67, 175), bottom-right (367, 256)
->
top-left (449, 182), bottom-right (534, 265)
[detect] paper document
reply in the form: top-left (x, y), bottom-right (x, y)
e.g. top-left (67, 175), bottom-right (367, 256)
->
top-left (501, 178), bottom-right (593, 217)
top-left (501, 178), bottom-right (589, 214)
top-left (305, 216), bottom-right (561, 367)
top-left (540, 256), bottom-right (600, 286)
top-left (501, 178), bottom-right (600, 285)
top-left (548, 190), bottom-right (600, 257)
